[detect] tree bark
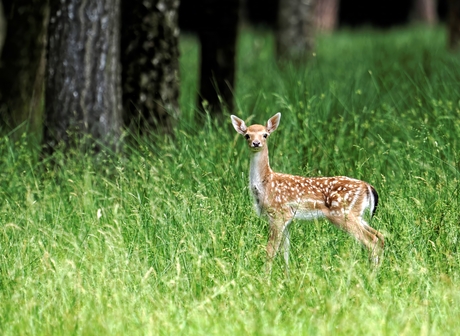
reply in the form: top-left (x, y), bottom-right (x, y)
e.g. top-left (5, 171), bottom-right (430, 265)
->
top-left (412, 0), bottom-right (438, 25)
top-left (315, 0), bottom-right (339, 32)
top-left (0, 0), bottom-right (48, 136)
top-left (276, 0), bottom-right (316, 63)
top-left (197, 0), bottom-right (239, 115)
top-left (44, 0), bottom-right (122, 152)
top-left (448, 0), bottom-right (460, 50)
top-left (121, 0), bottom-right (180, 133)
top-left (0, 1), bottom-right (5, 57)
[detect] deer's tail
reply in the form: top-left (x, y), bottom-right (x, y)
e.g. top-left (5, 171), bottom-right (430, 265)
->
top-left (368, 185), bottom-right (379, 218)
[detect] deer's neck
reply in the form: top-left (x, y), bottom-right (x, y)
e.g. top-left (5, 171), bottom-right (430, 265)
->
top-left (249, 146), bottom-right (272, 193)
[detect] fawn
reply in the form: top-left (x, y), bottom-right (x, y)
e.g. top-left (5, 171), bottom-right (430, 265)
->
top-left (231, 113), bottom-right (384, 272)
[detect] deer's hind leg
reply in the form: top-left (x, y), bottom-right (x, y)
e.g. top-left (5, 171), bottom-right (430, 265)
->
top-left (360, 218), bottom-right (384, 264)
top-left (326, 212), bottom-right (383, 265)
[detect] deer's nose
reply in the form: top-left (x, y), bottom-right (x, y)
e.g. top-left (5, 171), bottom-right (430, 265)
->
top-left (252, 140), bottom-right (260, 147)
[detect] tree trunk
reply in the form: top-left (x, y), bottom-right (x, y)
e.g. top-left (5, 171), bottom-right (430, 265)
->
top-left (197, 0), bottom-right (239, 115)
top-left (0, 0), bottom-right (5, 56)
top-left (44, 0), bottom-right (122, 152)
top-left (121, 0), bottom-right (180, 133)
top-left (276, 0), bottom-right (316, 63)
top-left (0, 0), bottom-right (48, 136)
top-left (412, 0), bottom-right (438, 25)
top-left (315, 0), bottom-right (339, 32)
top-left (448, 0), bottom-right (460, 50)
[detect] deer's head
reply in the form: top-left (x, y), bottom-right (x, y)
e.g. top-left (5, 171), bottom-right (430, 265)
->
top-left (231, 113), bottom-right (281, 152)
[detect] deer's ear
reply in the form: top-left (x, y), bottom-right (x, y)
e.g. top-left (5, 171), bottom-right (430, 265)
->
top-left (266, 113), bottom-right (281, 134)
top-left (230, 115), bottom-right (247, 135)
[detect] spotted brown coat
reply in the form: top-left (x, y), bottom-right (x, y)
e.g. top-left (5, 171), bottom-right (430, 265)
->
top-left (231, 113), bottom-right (384, 273)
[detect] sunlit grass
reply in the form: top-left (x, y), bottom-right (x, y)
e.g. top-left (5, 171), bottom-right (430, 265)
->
top-left (1, 26), bottom-right (460, 334)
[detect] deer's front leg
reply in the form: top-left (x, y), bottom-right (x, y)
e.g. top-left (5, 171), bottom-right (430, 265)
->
top-left (266, 215), bottom-right (292, 274)
top-left (282, 227), bottom-right (291, 268)
top-left (281, 227), bottom-right (291, 278)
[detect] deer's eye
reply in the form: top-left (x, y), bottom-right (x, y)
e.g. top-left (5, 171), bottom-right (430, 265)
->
top-left (244, 134), bottom-right (250, 140)
top-left (263, 133), bottom-right (268, 138)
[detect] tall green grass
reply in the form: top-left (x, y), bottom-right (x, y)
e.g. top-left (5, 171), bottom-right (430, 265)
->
top-left (1, 26), bottom-right (459, 334)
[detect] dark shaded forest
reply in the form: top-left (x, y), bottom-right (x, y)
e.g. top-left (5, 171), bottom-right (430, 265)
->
top-left (0, 0), bottom-right (456, 153)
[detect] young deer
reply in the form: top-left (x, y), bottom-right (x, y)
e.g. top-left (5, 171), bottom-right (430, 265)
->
top-left (231, 113), bottom-right (384, 272)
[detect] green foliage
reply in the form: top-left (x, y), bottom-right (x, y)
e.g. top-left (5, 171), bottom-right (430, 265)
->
top-left (1, 26), bottom-right (460, 334)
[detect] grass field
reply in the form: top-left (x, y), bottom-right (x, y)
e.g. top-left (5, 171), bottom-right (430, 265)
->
top-left (1, 26), bottom-right (460, 335)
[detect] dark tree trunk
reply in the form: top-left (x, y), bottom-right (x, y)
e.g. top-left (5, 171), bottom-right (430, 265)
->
top-left (0, 0), bottom-right (48, 136)
top-left (0, 1), bottom-right (5, 56)
top-left (276, 0), bottom-right (316, 63)
top-left (315, 0), bottom-right (339, 32)
top-left (44, 0), bottom-right (122, 152)
top-left (121, 0), bottom-right (180, 133)
top-left (448, 0), bottom-right (460, 50)
top-left (197, 0), bottom-right (239, 115)
top-left (411, 0), bottom-right (438, 25)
